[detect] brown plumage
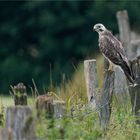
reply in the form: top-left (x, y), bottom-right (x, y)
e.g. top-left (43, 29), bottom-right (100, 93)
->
top-left (93, 23), bottom-right (135, 85)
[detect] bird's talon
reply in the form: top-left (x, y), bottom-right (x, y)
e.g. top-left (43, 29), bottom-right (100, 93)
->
top-left (103, 69), bottom-right (108, 74)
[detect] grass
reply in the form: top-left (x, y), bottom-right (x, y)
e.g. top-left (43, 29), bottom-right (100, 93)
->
top-left (0, 96), bottom-right (13, 107)
top-left (57, 55), bottom-right (104, 106)
top-left (0, 96), bottom-right (35, 108)
top-left (1, 55), bottom-right (140, 140)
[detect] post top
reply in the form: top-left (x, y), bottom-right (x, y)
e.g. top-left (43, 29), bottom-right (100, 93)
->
top-left (117, 10), bottom-right (128, 18)
top-left (84, 59), bottom-right (96, 63)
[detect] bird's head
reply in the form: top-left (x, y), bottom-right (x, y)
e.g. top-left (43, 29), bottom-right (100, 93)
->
top-left (93, 23), bottom-right (106, 33)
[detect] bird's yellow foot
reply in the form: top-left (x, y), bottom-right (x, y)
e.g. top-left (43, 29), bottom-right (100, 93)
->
top-left (108, 63), bottom-right (113, 72)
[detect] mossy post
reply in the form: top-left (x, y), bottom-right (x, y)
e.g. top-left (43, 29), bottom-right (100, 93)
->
top-left (10, 83), bottom-right (27, 106)
top-left (84, 59), bottom-right (98, 108)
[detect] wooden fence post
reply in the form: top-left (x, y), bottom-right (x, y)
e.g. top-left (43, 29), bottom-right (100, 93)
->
top-left (115, 10), bottom-right (130, 105)
top-left (36, 93), bottom-right (65, 118)
top-left (99, 60), bottom-right (114, 130)
top-left (53, 100), bottom-right (65, 118)
top-left (130, 40), bottom-right (140, 59)
top-left (5, 106), bottom-right (36, 140)
top-left (84, 59), bottom-right (98, 108)
top-left (116, 10), bottom-right (131, 48)
top-left (10, 83), bottom-right (27, 106)
top-left (129, 56), bottom-right (140, 123)
top-left (113, 66), bottom-right (129, 106)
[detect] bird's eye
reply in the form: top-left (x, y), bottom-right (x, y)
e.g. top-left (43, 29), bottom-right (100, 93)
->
top-left (99, 28), bottom-right (103, 32)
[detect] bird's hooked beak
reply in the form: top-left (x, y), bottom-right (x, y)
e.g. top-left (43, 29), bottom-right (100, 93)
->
top-left (93, 25), bottom-right (96, 32)
top-left (93, 24), bottom-right (106, 33)
top-left (93, 25), bottom-right (98, 32)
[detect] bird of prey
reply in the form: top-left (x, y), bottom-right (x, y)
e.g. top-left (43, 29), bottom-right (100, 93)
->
top-left (93, 23), bottom-right (135, 85)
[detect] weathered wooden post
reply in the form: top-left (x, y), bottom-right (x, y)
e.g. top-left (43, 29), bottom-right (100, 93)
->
top-left (130, 40), bottom-right (140, 59)
top-left (10, 83), bottom-right (27, 106)
top-left (129, 56), bottom-right (140, 123)
top-left (117, 10), bottom-right (136, 59)
top-left (53, 100), bottom-right (65, 118)
top-left (99, 59), bottom-right (115, 130)
top-left (84, 59), bottom-right (98, 108)
top-left (5, 106), bottom-right (36, 140)
top-left (117, 10), bottom-right (131, 48)
top-left (36, 93), bottom-right (65, 118)
top-left (115, 10), bottom-right (131, 105)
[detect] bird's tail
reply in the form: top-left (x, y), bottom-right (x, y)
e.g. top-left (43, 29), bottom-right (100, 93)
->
top-left (120, 62), bottom-right (135, 85)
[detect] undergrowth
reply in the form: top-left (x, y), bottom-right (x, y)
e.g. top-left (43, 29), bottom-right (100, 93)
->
top-left (36, 55), bottom-right (140, 140)
top-left (1, 55), bottom-right (140, 140)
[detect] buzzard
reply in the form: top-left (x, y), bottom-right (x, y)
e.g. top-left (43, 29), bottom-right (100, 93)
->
top-left (93, 23), bottom-right (135, 85)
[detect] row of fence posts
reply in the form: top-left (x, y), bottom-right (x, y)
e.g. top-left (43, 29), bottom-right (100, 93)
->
top-left (0, 10), bottom-right (140, 140)
top-left (0, 83), bottom-right (65, 140)
top-left (84, 10), bottom-right (140, 130)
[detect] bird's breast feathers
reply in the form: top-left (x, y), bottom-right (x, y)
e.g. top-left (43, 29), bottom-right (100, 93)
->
top-left (98, 33), bottom-right (128, 66)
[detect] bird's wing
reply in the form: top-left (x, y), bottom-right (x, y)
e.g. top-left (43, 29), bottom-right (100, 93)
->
top-left (99, 35), bottom-right (128, 66)
top-left (99, 35), bottom-right (135, 83)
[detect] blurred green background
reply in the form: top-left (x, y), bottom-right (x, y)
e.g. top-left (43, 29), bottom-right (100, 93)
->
top-left (0, 1), bottom-right (140, 93)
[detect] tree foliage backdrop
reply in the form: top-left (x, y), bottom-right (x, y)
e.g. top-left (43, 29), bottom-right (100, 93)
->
top-left (0, 1), bottom-right (140, 93)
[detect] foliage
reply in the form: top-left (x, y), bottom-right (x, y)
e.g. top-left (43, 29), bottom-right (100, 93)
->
top-left (1, 1), bottom-right (140, 93)
top-left (1, 55), bottom-right (140, 139)
top-left (35, 102), bottom-right (140, 140)
top-left (1, 95), bottom-right (140, 140)
top-left (0, 101), bottom-right (4, 127)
